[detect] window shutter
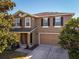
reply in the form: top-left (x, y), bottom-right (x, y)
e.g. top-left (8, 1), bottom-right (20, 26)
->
top-left (20, 19), bottom-right (22, 26)
top-left (41, 18), bottom-right (43, 26)
top-left (48, 18), bottom-right (50, 26)
top-left (61, 17), bottom-right (63, 26)
top-left (53, 17), bottom-right (55, 26)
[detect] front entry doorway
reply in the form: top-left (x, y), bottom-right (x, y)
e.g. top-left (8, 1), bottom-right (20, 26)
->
top-left (20, 33), bottom-right (28, 48)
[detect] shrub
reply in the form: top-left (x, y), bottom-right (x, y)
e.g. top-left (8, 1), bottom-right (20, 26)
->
top-left (59, 18), bottom-right (79, 59)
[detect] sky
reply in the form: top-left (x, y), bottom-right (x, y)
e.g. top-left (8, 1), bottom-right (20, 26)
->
top-left (9, 0), bottom-right (79, 17)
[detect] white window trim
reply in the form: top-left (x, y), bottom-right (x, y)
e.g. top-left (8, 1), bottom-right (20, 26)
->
top-left (13, 26), bottom-right (21, 28)
top-left (54, 26), bottom-right (62, 28)
top-left (42, 17), bottom-right (49, 28)
top-left (25, 17), bottom-right (31, 28)
top-left (54, 16), bottom-right (62, 28)
top-left (13, 18), bottom-right (21, 28)
top-left (42, 26), bottom-right (49, 28)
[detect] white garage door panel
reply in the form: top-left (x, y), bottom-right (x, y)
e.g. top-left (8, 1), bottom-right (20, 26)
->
top-left (40, 34), bottom-right (59, 45)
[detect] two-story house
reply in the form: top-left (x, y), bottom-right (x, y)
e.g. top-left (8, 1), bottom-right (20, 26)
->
top-left (11, 11), bottom-right (74, 48)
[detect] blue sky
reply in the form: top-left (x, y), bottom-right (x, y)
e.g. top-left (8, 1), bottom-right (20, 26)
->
top-left (9, 0), bottom-right (79, 17)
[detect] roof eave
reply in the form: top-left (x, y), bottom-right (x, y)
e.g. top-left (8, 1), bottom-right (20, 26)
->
top-left (34, 13), bottom-right (75, 17)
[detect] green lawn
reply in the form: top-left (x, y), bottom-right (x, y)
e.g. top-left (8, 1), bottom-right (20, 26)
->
top-left (0, 51), bottom-right (27, 59)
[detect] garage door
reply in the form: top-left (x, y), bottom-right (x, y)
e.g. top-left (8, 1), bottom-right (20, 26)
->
top-left (40, 34), bottom-right (60, 45)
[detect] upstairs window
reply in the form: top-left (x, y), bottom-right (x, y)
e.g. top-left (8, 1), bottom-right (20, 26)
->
top-left (53, 16), bottom-right (63, 28)
top-left (41, 17), bottom-right (50, 28)
top-left (13, 18), bottom-right (21, 28)
top-left (25, 17), bottom-right (31, 28)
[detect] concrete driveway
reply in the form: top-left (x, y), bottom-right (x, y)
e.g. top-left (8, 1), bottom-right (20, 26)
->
top-left (27, 45), bottom-right (69, 59)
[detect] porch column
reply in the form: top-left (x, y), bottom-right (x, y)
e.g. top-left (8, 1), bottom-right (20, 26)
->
top-left (27, 32), bottom-right (30, 48)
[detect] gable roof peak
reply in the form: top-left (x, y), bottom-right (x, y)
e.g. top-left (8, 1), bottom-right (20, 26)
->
top-left (13, 10), bottom-right (36, 17)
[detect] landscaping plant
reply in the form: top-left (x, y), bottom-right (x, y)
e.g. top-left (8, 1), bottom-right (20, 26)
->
top-left (59, 18), bottom-right (79, 59)
top-left (0, 0), bottom-right (18, 53)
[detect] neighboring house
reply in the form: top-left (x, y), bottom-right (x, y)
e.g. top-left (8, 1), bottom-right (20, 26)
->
top-left (11, 11), bottom-right (74, 48)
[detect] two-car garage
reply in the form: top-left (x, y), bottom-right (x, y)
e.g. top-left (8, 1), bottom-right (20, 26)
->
top-left (39, 33), bottom-right (60, 45)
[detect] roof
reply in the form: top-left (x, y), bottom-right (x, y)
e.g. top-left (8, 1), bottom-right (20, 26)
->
top-left (11, 27), bottom-right (36, 33)
top-left (33, 12), bottom-right (74, 17)
top-left (13, 10), bottom-right (35, 17)
top-left (13, 10), bottom-right (74, 17)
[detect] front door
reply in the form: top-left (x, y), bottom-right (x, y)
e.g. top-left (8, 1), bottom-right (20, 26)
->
top-left (20, 33), bottom-right (28, 48)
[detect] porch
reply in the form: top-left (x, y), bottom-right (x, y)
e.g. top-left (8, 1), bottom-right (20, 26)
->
top-left (19, 33), bottom-right (32, 49)
top-left (11, 27), bottom-right (37, 49)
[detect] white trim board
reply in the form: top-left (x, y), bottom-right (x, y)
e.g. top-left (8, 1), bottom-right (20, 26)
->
top-left (12, 32), bottom-right (30, 33)
top-left (38, 32), bottom-right (60, 44)
top-left (30, 27), bottom-right (37, 33)
top-left (39, 33), bottom-right (60, 34)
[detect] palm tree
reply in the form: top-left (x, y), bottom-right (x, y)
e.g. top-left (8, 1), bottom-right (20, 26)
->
top-left (0, 0), bottom-right (16, 12)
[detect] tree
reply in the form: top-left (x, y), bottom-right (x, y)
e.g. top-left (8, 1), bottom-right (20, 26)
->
top-left (0, 0), bottom-right (17, 53)
top-left (59, 18), bottom-right (79, 59)
top-left (0, 0), bottom-right (15, 12)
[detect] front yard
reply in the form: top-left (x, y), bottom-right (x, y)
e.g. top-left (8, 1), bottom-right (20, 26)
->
top-left (0, 51), bottom-right (27, 59)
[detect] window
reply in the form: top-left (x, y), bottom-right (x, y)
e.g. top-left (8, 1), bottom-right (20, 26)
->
top-left (25, 17), bottom-right (31, 28)
top-left (41, 17), bottom-right (49, 28)
top-left (16, 18), bottom-right (20, 26)
top-left (13, 18), bottom-right (20, 28)
top-left (55, 17), bottom-right (61, 26)
top-left (53, 16), bottom-right (63, 28)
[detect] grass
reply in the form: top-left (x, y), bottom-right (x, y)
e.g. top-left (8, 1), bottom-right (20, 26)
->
top-left (0, 51), bottom-right (27, 59)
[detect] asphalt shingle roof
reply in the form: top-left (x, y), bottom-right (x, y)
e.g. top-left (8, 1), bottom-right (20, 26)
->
top-left (11, 27), bottom-right (35, 32)
top-left (33, 12), bottom-right (74, 17)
